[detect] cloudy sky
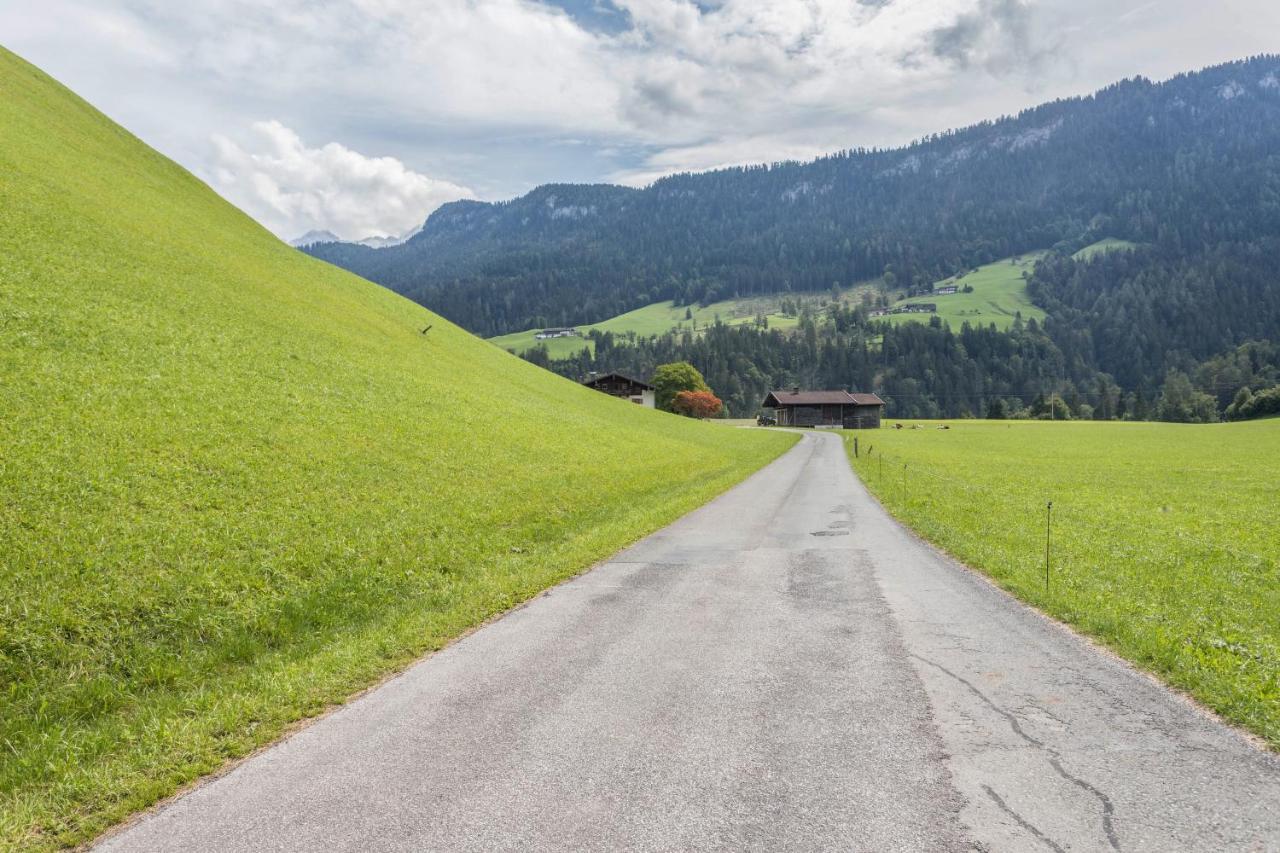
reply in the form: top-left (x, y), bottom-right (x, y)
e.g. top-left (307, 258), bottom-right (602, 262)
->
top-left (5, 0), bottom-right (1277, 241)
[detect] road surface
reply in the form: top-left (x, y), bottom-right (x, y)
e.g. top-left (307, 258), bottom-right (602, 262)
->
top-left (97, 432), bottom-right (1280, 851)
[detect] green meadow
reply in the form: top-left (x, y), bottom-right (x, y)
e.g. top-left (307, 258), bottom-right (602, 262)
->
top-left (495, 242), bottom-right (1143, 357)
top-left (0, 48), bottom-right (797, 850)
top-left (883, 252), bottom-right (1047, 330)
top-left (1073, 237), bottom-right (1140, 260)
top-left (844, 419), bottom-right (1280, 748)
top-left (490, 296), bottom-right (805, 357)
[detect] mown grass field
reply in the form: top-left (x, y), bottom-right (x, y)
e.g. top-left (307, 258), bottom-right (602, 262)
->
top-left (490, 296), bottom-right (806, 357)
top-left (885, 253), bottom-right (1047, 330)
top-left (843, 419), bottom-right (1279, 748)
top-left (0, 48), bottom-right (798, 850)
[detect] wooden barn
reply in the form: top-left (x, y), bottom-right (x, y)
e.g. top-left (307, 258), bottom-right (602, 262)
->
top-left (582, 371), bottom-right (656, 408)
top-left (762, 389), bottom-right (885, 429)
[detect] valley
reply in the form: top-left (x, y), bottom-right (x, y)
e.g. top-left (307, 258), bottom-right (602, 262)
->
top-left (2, 27), bottom-right (1279, 852)
top-left (308, 55), bottom-right (1280, 425)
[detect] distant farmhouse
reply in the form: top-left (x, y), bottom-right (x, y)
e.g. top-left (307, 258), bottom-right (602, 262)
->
top-left (870, 303), bottom-right (937, 318)
top-left (935, 285), bottom-right (959, 295)
top-left (582, 371), bottom-right (655, 408)
top-left (762, 389), bottom-right (885, 429)
top-left (535, 327), bottom-right (580, 340)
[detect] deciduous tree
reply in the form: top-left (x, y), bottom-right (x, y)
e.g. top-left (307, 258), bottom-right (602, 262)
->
top-left (672, 390), bottom-right (723, 419)
top-left (652, 361), bottom-right (710, 411)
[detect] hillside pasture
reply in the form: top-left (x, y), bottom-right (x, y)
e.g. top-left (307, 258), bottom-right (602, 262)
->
top-left (485, 285), bottom-right (902, 357)
top-left (882, 253), bottom-right (1047, 330)
top-left (844, 419), bottom-right (1280, 748)
top-left (490, 297), bottom-right (803, 356)
top-left (489, 328), bottom-right (595, 358)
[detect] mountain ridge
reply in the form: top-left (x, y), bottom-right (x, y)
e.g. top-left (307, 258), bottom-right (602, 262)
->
top-left (307, 54), bottom-right (1280, 336)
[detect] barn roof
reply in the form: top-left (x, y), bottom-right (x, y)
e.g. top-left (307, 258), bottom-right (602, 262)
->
top-left (763, 389), bottom-right (885, 407)
top-left (582, 371), bottom-right (654, 391)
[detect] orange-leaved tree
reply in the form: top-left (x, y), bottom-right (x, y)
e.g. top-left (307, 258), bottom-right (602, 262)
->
top-left (672, 389), bottom-right (723, 419)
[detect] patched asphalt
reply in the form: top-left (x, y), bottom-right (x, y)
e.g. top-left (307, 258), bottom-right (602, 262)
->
top-left (97, 432), bottom-right (1280, 851)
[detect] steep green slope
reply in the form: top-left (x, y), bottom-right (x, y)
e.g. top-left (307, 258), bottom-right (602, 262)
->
top-left (0, 48), bottom-right (795, 849)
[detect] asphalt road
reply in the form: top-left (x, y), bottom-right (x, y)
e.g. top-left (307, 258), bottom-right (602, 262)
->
top-left (97, 431), bottom-right (1280, 852)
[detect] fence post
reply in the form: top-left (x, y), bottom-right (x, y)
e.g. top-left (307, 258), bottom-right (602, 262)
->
top-left (1045, 501), bottom-right (1053, 594)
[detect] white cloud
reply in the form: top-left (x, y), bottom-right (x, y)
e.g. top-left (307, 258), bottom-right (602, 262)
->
top-left (210, 121), bottom-right (473, 240)
top-left (4, 0), bottom-right (1280, 233)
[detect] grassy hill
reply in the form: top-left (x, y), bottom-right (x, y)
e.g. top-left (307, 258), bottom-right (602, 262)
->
top-left (494, 244), bottom-right (1145, 357)
top-left (0, 48), bottom-right (795, 849)
top-left (846, 420), bottom-right (1280, 748)
top-left (490, 296), bottom-right (807, 358)
top-left (882, 253), bottom-right (1047, 330)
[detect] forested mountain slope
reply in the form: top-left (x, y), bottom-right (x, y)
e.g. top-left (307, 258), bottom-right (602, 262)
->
top-left (309, 55), bottom-right (1280, 346)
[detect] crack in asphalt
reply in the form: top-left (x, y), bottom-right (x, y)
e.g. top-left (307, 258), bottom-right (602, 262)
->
top-left (911, 653), bottom-right (1121, 851)
top-left (981, 784), bottom-right (1066, 853)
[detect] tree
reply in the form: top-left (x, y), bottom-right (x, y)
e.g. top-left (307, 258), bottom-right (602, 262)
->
top-left (1155, 370), bottom-right (1218, 423)
top-left (672, 390), bottom-right (723, 418)
top-left (1225, 386), bottom-right (1254, 420)
top-left (985, 398), bottom-right (1009, 420)
top-left (1225, 384), bottom-right (1280, 421)
top-left (652, 361), bottom-right (710, 411)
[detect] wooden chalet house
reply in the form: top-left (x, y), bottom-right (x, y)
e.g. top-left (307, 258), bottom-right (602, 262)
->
top-left (582, 372), bottom-right (656, 408)
top-left (535, 327), bottom-right (580, 340)
top-left (762, 389), bottom-right (885, 429)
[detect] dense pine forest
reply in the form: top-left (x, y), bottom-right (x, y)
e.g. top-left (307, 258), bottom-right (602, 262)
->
top-left (308, 56), bottom-right (1280, 418)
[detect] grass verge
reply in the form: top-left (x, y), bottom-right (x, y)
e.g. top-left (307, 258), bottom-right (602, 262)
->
top-left (843, 419), bottom-right (1279, 749)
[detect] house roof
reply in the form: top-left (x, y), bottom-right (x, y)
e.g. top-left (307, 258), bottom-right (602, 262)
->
top-left (763, 389), bottom-right (885, 407)
top-left (582, 371), bottom-right (654, 391)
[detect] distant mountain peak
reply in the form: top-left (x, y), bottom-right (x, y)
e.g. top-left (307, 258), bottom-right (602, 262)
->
top-left (288, 229), bottom-right (341, 248)
top-left (289, 224), bottom-right (423, 251)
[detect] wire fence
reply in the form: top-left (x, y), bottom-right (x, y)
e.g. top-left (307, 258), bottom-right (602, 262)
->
top-left (842, 433), bottom-right (1280, 748)
top-left (848, 438), bottom-right (1275, 574)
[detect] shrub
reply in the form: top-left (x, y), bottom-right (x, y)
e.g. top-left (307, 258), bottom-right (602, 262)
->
top-left (672, 390), bottom-right (723, 419)
top-left (1226, 384), bottom-right (1280, 420)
